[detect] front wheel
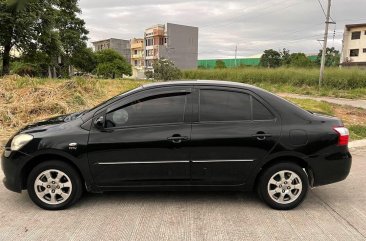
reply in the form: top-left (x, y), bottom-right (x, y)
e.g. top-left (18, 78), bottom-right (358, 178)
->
top-left (258, 162), bottom-right (309, 210)
top-left (27, 161), bottom-right (83, 210)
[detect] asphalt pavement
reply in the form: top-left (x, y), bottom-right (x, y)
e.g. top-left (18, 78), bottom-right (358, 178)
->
top-left (0, 147), bottom-right (365, 241)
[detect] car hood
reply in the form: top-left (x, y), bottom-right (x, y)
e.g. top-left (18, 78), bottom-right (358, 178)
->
top-left (19, 115), bottom-right (68, 134)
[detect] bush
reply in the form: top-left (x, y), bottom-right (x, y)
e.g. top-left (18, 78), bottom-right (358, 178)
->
top-left (10, 62), bottom-right (40, 77)
top-left (95, 49), bottom-right (132, 79)
top-left (289, 53), bottom-right (313, 68)
top-left (146, 59), bottom-right (182, 81)
top-left (215, 60), bottom-right (226, 69)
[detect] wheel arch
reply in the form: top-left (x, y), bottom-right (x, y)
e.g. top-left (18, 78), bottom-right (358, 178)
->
top-left (21, 153), bottom-right (85, 190)
top-left (252, 155), bottom-right (314, 191)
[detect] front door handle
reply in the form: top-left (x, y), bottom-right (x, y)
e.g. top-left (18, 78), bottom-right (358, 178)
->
top-left (167, 136), bottom-right (189, 144)
top-left (252, 132), bottom-right (272, 141)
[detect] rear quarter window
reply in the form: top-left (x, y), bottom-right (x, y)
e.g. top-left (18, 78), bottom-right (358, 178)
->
top-left (252, 98), bottom-right (274, 120)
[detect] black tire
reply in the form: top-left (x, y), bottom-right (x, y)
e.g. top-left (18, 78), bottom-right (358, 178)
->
top-left (258, 162), bottom-right (309, 210)
top-left (27, 160), bottom-right (83, 210)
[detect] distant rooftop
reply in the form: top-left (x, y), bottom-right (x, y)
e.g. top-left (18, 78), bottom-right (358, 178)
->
top-left (345, 23), bottom-right (366, 30)
top-left (91, 38), bottom-right (129, 44)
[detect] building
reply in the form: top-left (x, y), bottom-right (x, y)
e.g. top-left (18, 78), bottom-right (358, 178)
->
top-left (130, 38), bottom-right (145, 79)
top-left (341, 23), bottom-right (366, 67)
top-left (92, 38), bottom-right (131, 63)
top-left (144, 23), bottom-right (198, 70)
top-left (130, 38), bottom-right (145, 69)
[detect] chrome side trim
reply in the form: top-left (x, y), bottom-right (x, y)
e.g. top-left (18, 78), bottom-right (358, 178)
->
top-left (97, 161), bottom-right (190, 165)
top-left (193, 160), bottom-right (254, 163)
top-left (97, 160), bottom-right (254, 165)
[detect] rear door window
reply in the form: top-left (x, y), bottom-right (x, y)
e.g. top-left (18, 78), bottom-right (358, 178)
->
top-left (200, 90), bottom-right (251, 122)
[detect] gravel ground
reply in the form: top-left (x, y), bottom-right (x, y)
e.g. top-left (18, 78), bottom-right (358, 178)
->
top-left (0, 147), bottom-right (365, 241)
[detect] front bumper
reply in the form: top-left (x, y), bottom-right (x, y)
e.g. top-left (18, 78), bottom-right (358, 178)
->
top-left (309, 151), bottom-right (352, 187)
top-left (1, 150), bottom-right (31, 193)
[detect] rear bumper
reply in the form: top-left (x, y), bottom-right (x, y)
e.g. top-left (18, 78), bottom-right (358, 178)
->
top-left (309, 151), bottom-right (352, 187)
top-left (1, 150), bottom-right (31, 193)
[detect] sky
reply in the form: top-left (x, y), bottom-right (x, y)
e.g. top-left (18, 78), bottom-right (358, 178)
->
top-left (78, 0), bottom-right (366, 59)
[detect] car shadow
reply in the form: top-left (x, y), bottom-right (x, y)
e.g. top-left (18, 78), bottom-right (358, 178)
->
top-left (73, 190), bottom-right (264, 209)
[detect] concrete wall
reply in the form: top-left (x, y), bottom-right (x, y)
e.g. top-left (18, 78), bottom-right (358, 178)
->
top-left (341, 26), bottom-right (366, 65)
top-left (161, 23), bottom-right (198, 70)
top-left (93, 39), bottom-right (131, 63)
top-left (110, 39), bottom-right (131, 63)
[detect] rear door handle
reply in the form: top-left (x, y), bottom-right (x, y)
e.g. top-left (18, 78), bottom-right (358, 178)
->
top-left (167, 136), bottom-right (189, 144)
top-left (252, 133), bottom-right (272, 141)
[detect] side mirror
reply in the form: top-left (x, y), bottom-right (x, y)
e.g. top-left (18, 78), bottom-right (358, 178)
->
top-left (94, 116), bottom-right (105, 129)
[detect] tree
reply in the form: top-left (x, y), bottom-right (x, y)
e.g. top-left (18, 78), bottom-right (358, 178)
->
top-left (260, 49), bottom-right (281, 68)
top-left (215, 60), bottom-right (226, 69)
top-left (315, 47), bottom-right (340, 67)
top-left (0, 0), bottom-right (89, 76)
top-left (56, 0), bottom-right (89, 77)
top-left (1, 0), bottom-right (39, 75)
top-left (289, 53), bottom-right (313, 68)
top-left (71, 47), bottom-right (96, 74)
top-left (95, 49), bottom-right (132, 79)
top-left (280, 48), bottom-right (291, 66)
top-left (146, 59), bottom-right (182, 81)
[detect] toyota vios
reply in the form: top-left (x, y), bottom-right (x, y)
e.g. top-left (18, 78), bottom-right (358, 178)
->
top-left (2, 80), bottom-right (352, 210)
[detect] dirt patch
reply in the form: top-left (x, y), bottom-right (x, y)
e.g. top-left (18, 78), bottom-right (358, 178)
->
top-left (333, 105), bottom-right (366, 126)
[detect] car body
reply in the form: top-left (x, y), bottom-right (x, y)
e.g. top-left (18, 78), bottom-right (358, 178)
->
top-left (2, 80), bottom-right (352, 210)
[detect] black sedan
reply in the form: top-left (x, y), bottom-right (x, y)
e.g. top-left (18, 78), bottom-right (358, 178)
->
top-left (2, 80), bottom-right (352, 210)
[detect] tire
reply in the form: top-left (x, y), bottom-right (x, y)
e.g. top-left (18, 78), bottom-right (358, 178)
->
top-left (258, 162), bottom-right (309, 210)
top-left (27, 160), bottom-right (83, 210)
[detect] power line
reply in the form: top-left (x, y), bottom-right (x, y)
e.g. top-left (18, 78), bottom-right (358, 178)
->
top-left (316, 0), bottom-right (335, 23)
top-left (317, 0), bottom-right (327, 17)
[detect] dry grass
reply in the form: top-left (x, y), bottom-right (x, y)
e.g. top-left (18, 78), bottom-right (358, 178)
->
top-left (0, 76), bottom-right (148, 146)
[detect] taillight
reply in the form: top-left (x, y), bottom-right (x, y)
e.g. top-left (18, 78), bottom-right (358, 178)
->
top-left (333, 127), bottom-right (349, 146)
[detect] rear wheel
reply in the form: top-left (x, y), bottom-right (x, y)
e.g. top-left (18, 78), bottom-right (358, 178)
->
top-left (27, 161), bottom-right (83, 210)
top-left (258, 162), bottom-right (309, 210)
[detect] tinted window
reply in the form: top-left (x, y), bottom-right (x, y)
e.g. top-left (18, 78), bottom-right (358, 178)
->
top-left (200, 90), bottom-right (251, 122)
top-left (106, 93), bottom-right (186, 128)
top-left (253, 98), bottom-right (274, 120)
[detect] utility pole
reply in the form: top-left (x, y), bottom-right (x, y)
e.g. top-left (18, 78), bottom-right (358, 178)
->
top-left (319, 0), bottom-right (332, 88)
top-left (234, 45), bottom-right (238, 68)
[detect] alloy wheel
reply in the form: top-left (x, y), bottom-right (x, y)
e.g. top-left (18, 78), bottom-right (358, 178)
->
top-left (267, 170), bottom-right (303, 205)
top-left (33, 169), bottom-right (73, 205)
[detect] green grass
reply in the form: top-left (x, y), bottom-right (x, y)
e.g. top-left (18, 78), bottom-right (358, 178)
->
top-left (286, 98), bottom-right (335, 115)
top-left (349, 125), bottom-right (366, 140)
top-left (183, 67), bottom-right (366, 98)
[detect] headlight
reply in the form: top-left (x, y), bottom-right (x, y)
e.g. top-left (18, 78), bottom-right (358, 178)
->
top-left (11, 134), bottom-right (33, 151)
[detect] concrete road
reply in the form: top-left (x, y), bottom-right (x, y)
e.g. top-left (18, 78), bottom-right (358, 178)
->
top-left (0, 148), bottom-right (366, 241)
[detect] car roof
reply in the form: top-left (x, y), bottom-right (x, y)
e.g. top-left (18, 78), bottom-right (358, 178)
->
top-left (142, 80), bottom-right (256, 90)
